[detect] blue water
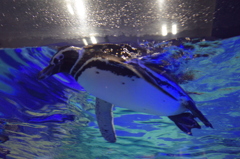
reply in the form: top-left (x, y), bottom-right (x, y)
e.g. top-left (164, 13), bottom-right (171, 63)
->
top-left (0, 36), bottom-right (240, 159)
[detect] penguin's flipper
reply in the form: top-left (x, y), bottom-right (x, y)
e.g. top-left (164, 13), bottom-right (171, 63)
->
top-left (95, 98), bottom-right (116, 143)
top-left (168, 113), bottom-right (201, 135)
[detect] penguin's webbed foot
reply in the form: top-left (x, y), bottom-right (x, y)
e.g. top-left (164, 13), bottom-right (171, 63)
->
top-left (168, 113), bottom-right (201, 135)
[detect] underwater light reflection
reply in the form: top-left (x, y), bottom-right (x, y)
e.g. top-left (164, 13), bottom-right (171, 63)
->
top-left (172, 24), bottom-right (177, 35)
top-left (66, 0), bottom-right (86, 20)
top-left (82, 38), bottom-right (88, 45)
top-left (75, 0), bottom-right (87, 20)
top-left (66, 3), bottom-right (74, 15)
top-left (65, 0), bottom-right (94, 37)
top-left (162, 24), bottom-right (167, 36)
top-left (158, 0), bottom-right (165, 6)
top-left (161, 24), bottom-right (178, 36)
top-left (90, 36), bottom-right (97, 44)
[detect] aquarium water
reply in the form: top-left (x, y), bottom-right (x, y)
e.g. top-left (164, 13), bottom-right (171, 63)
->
top-left (0, 36), bottom-right (240, 159)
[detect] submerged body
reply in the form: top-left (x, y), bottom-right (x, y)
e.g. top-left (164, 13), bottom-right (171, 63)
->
top-left (38, 44), bottom-right (213, 142)
top-left (78, 66), bottom-right (186, 116)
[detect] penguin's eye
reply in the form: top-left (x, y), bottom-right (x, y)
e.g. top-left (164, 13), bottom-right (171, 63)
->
top-left (58, 54), bottom-right (64, 60)
top-left (53, 54), bottom-right (64, 64)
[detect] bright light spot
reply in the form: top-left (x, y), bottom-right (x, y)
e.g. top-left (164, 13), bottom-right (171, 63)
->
top-left (90, 36), bottom-right (97, 44)
top-left (162, 25), bottom-right (168, 36)
top-left (75, 0), bottom-right (86, 20)
top-left (82, 38), bottom-right (88, 45)
top-left (158, 0), bottom-right (165, 8)
top-left (158, 0), bottom-right (165, 4)
top-left (67, 4), bottom-right (74, 15)
top-left (172, 24), bottom-right (177, 35)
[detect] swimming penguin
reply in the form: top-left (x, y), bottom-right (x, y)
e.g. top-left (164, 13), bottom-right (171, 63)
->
top-left (38, 44), bottom-right (213, 143)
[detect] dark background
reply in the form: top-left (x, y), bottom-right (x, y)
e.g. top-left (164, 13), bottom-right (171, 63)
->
top-left (212, 0), bottom-right (240, 38)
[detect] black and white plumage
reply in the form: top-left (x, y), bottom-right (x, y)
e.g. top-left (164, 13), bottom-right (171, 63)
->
top-left (38, 44), bottom-right (213, 143)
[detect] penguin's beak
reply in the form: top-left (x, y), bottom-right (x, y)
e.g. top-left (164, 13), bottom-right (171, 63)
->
top-left (38, 64), bottom-right (58, 80)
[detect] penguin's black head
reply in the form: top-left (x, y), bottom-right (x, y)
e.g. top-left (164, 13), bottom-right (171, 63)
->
top-left (38, 46), bottom-right (83, 80)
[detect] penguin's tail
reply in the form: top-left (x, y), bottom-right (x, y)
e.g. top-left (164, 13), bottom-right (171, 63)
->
top-left (168, 100), bottom-right (213, 135)
top-left (168, 113), bottom-right (201, 135)
top-left (186, 100), bottom-right (213, 129)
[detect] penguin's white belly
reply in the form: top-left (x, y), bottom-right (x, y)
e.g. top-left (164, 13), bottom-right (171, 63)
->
top-left (78, 67), bottom-right (186, 116)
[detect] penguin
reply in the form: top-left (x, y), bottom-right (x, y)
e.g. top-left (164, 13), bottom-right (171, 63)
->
top-left (38, 44), bottom-right (213, 143)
